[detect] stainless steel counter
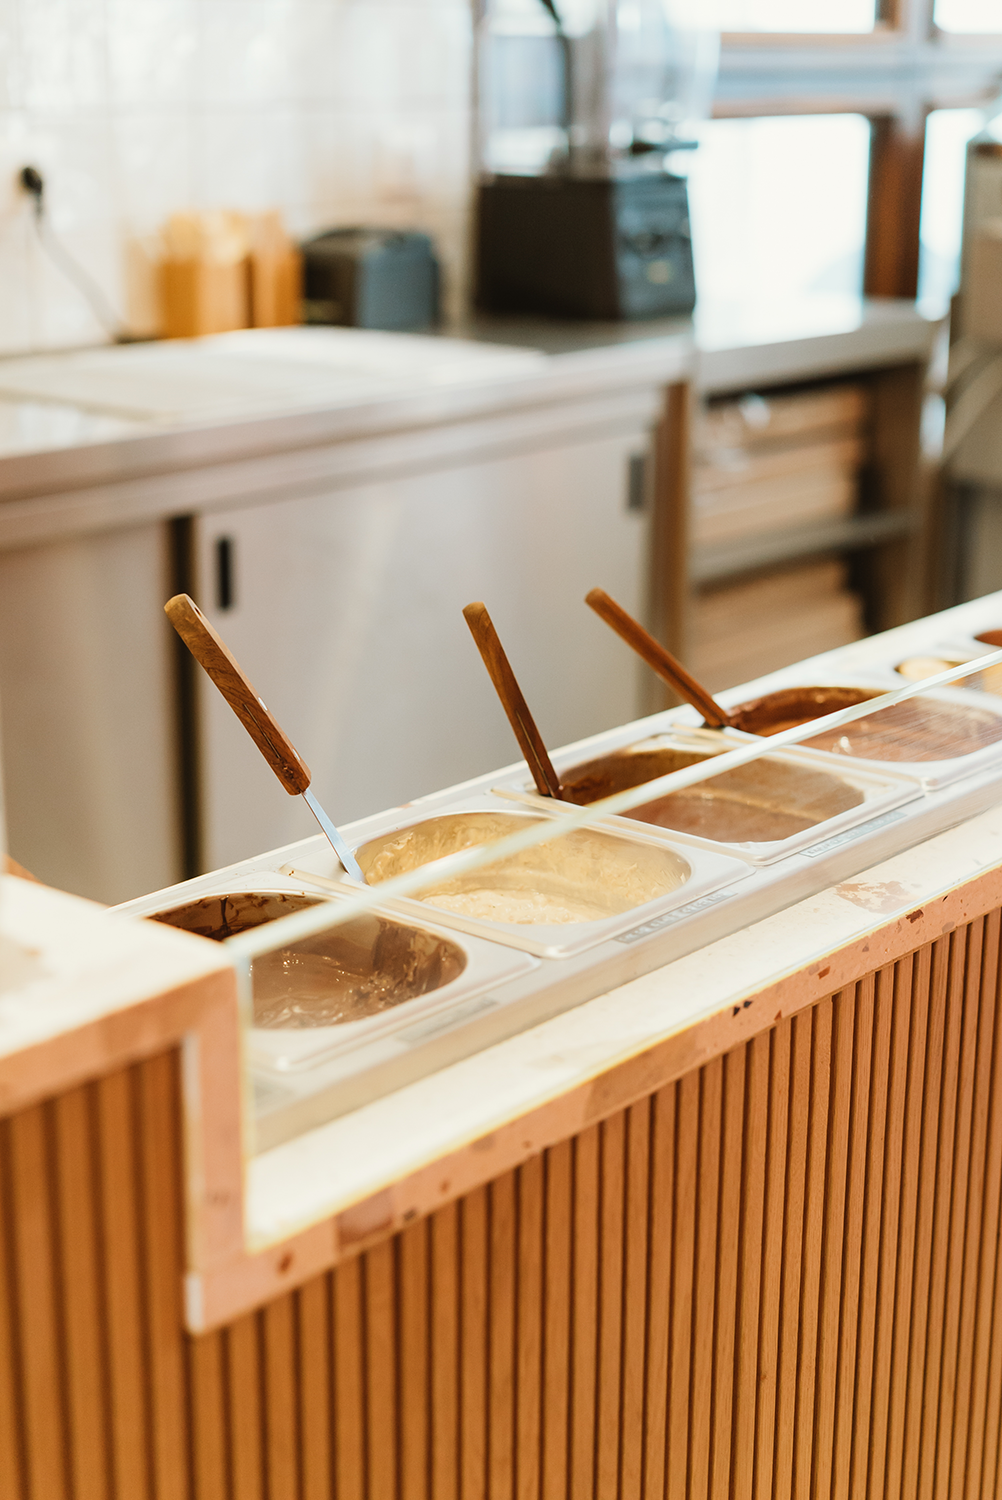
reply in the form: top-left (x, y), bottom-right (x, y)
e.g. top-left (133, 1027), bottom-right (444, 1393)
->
top-left (0, 298), bottom-right (937, 549)
top-left (449, 293), bottom-right (937, 390)
top-left (0, 326), bottom-right (690, 549)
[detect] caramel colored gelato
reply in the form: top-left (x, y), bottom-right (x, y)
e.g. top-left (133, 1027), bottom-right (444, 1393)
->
top-left (561, 737), bottom-right (863, 844)
top-left (728, 687), bottom-right (1002, 762)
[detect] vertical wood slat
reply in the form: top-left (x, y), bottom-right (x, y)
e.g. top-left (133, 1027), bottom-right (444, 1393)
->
top-left (732, 1035), bottom-right (767, 1500)
top-left (52, 1086), bottom-right (111, 1500)
top-left (772, 1009), bottom-right (811, 1500)
top-left (667, 1071), bottom-right (698, 1500)
top-left (620, 1099), bottom-right (651, 1500)
top-left (298, 1275), bottom-right (333, 1500)
top-left (961, 912), bottom-right (1002, 1500)
top-left (8, 1103), bottom-right (70, 1500)
top-left (710, 1044), bottom-right (745, 1500)
top-left (515, 1153), bottom-right (544, 1500)
top-left (641, 1085), bottom-right (675, 1500)
top-left (488, 1173), bottom-right (516, 1500)
top-left (226, 1314), bottom-right (264, 1500)
top-left (97, 1068), bottom-right (153, 1500)
top-left (542, 1140), bottom-right (573, 1500)
top-left (934, 919), bottom-right (986, 1500)
top-left (0, 1107), bottom-right (25, 1500)
top-left (753, 1019), bottom-right (791, 1500)
top-left (595, 1111), bottom-right (626, 1500)
top-left (916, 930), bottom-right (969, 1500)
top-left (847, 965), bottom-right (898, 1500)
top-left (5, 912), bottom-right (1002, 1500)
top-left (689, 1054), bottom-right (722, 1500)
top-left (830, 974), bottom-right (875, 1500)
top-left (136, 1053), bottom-right (189, 1500)
top-left (398, 1218), bottom-right (430, 1500)
top-left (461, 1184), bottom-right (489, 1500)
top-left (976, 1137), bottom-right (1002, 1500)
top-left (795, 1002), bottom-right (832, 1500)
top-left (431, 1202), bottom-right (461, 1500)
top-left (365, 1238), bottom-right (397, 1500)
top-left (334, 1253), bottom-right (367, 1500)
top-left (949, 916), bottom-right (999, 1499)
top-left (570, 1125), bottom-right (600, 1500)
top-left (876, 942), bottom-right (930, 1500)
top-left (263, 1294), bottom-right (300, 1500)
top-left (898, 937), bottom-right (954, 1500)
top-left (189, 1330), bottom-right (228, 1500)
top-left (811, 987), bottom-right (856, 1500)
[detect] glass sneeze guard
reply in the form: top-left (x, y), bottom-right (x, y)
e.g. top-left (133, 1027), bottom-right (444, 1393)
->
top-left (221, 645), bottom-right (1002, 1028)
top-left (147, 635), bottom-right (1002, 1155)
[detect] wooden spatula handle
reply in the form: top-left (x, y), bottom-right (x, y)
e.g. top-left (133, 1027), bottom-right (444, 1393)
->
top-left (463, 601), bottom-right (563, 800)
top-left (585, 588), bottom-right (730, 729)
top-left (165, 593), bottom-right (311, 795)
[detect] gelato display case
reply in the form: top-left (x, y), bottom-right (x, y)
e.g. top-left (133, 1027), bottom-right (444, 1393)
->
top-left (116, 592), bottom-right (1002, 1152)
top-left (12, 596), bottom-right (1002, 1500)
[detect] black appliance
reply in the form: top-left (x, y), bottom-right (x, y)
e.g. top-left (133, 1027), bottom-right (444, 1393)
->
top-left (301, 229), bottom-right (440, 331)
top-left (477, 171), bottom-right (695, 320)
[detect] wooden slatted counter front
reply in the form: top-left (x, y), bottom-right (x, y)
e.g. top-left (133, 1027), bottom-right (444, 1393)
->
top-left (3, 799), bottom-right (1002, 1500)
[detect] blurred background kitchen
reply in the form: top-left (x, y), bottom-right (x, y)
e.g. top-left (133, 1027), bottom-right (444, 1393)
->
top-left (1, 0), bottom-right (1001, 906)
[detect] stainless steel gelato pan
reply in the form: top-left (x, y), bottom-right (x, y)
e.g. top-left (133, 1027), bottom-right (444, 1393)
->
top-left (342, 805), bottom-right (749, 958)
top-left (498, 728), bottom-right (920, 864)
top-left (706, 677), bottom-right (1002, 789)
top-left (894, 634), bottom-right (1002, 696)
top-left (134, 878), bottom-right (538, 1077)
top-left (151, 888), bottom-right (466, 1029)
top-left (729, 684), bottom-right (1002, 761)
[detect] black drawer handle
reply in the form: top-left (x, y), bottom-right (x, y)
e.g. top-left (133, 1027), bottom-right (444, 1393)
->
top-left (215, 536), bottom-right (235, 611)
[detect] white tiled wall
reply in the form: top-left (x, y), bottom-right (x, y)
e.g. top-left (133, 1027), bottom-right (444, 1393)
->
top-left (0, 0), bottom-right (474, 354)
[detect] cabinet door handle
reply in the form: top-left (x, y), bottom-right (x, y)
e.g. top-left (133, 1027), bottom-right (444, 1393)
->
top-left (215, 536), bottom-right (235, 610)
top-left (627, 453), bottom-right (648, 512)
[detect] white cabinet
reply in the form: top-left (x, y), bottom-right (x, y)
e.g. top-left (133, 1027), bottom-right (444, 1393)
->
top-left (0, 523), bottom-right (181, 902)
top-left (193, 412), bottom-right (655, 871)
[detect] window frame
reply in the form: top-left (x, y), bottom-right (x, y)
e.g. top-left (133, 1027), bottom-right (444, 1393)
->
top-left (713, 0), bottom-right (1002, 296)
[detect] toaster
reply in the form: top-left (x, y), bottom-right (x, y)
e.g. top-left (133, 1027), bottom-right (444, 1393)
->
top-left (301, 228), bottom-right (440, 330)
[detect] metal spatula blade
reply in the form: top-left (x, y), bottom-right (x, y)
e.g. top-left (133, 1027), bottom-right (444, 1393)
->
top-left (302, 788), bottom-right (365, 885)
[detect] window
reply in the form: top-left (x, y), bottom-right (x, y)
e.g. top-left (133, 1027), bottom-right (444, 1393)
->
top-left (709, 0), bottom-right (1002, 302)
top-left (687, 115), bottom-right (872, 307)
top-left (919, 108), bottom-right (985, 306)
top-left (934, 0), bottom-right (1002, 32)
top-left (717, 0), bottom-right (877, 32)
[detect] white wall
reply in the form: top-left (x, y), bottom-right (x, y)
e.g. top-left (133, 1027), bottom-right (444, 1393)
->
top-left (0, 0), bottom-right (474, 355)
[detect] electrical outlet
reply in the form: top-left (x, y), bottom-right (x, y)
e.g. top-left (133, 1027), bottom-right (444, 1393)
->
top-left (0, 134), bottom-right (55, 221)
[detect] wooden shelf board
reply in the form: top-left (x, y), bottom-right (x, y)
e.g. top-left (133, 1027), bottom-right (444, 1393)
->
top-left (690, 509), bottom-right (917, 585)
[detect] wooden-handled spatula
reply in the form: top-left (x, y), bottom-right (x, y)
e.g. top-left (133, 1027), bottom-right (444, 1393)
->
top-left (165, 593), bottom-right (366, 883)
top-left (585, 588), bottom-right (732, 729)
top-left (463, 601), bottom-right (563, 799)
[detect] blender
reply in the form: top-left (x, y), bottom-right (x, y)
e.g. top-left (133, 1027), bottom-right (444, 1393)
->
top-left (475, 0), bottom-right (718, 319)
